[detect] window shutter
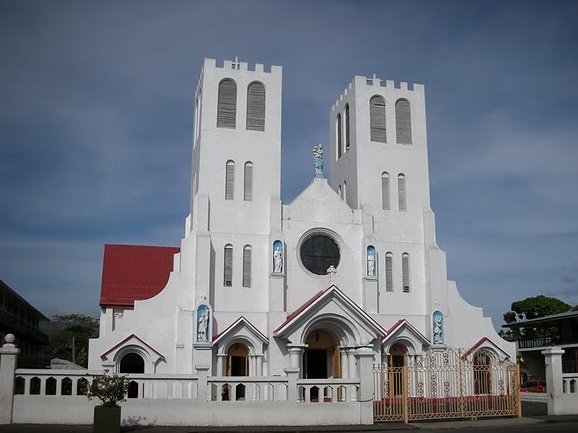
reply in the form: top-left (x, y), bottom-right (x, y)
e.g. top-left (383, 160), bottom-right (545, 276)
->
top-left (242, 246), bottom-right (252, 287)
top-left (402, 253), bottom-right (410, 292)
top-left (224, 245), bottom-right (233, 286)
top-left (382, 172), bottom-right (390, 210)
top-left (370, 95), bottom-right (386, 143)
top-left (345, 103), bottom-right (350, 149)
top-left (395, 99), bottom-right (412, 144)
top-left (385, 253), bottom-right (393, 292)
top-left (246, 82), bottom-right (265, 131)
top-left (225, 161), bottom-right (235, 200)
top-left (244, 162), bottom-right (253, 201)
top-left (217, 79), bottom-right (237, 128)
top-left (336, 113), bottom-right (342, 158)
top-left (398, 174), bottom-right (407, 211)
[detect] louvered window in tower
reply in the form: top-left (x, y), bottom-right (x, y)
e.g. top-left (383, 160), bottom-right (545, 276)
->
top-left (224, 245), bottom-right (233, 286)
top-left (242, 245), bottom-right (252, 287)
top-left (244, 162), bottom-right (253, 201)
top-left (385, 253), bottom-right (393, 292)
top-left (217, 79), bottom-right (237, 128)
top-left (246, 81), bottom-right (265, 131)
top-left (336, 113), bottom-right (342, 158)
top-left (395, 99), bottom-right (412, 144)
top-left (370, 95), bottom-right (386, 143)
top-left (398, 174), bottom-right (407, 211)
top-left (381, 172), bottom-right (390, 210)
top-left (402, 253), bottom-right (410, 292)
top-left (225, 161), bottom-right (235, 200)
top-left (345, 103), bottom-right (350, 150)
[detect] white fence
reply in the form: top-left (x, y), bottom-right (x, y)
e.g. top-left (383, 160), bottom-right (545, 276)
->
top-left (0, 338), bottom-right (375, 426)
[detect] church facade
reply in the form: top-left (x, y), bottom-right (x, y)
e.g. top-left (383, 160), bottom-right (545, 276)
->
top-left (88, 58), bottom-right (514, 382)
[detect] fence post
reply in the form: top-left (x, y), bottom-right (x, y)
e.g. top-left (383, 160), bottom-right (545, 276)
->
top-left (355, 346), bottom-right (375, 424)
top-left (195, 364), bottom-right (209, 401)
top-left (541, 347), bottom-right (565, 415)
top-left (402, 365), bottom-right (409, 424)
top-left (0, 334), bottom-right (20, 424)
top-left (284, 367), bottom-right (300, 402)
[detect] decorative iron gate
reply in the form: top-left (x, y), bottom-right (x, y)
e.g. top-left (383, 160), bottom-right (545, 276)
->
top-left (373, 348), bottom-right (520, 422)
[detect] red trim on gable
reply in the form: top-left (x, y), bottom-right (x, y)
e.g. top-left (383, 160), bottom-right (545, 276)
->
top-left (274, 289), bottom-right (327, 332)
top-left (463, 337), bottom-right (509, 359)
top-left (213, 316), bottom-right (268, 345)
top-left (100, 244), bottom-right (180, 307)
top-left (100, 333), bottom-right (164, 361)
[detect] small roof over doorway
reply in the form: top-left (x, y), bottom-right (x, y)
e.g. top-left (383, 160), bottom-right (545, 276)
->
top-left (274, 285), bottom-right (386, 347)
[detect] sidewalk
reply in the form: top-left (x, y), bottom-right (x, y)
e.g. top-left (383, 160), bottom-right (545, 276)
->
top-left (2, 416), bottom-right (578, 433)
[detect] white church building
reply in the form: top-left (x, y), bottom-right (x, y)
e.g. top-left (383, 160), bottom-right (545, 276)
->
top-left (88, 57), bottom-right (514, 387)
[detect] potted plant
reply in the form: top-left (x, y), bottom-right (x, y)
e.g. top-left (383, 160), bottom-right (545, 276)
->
top-left (87, 371), bottom-right (129, 433)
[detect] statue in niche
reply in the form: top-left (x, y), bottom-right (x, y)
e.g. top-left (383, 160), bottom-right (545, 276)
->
top-left (367, 248), bottom-right (376, 277)
top-left (273, 245), bottom-right (283, 273)
top-left (313, 144), bottom-right (324, 178)
top-left (197, 306), bottom-right (210, 342)
top-left (432, 311), bottom-right (444, 345)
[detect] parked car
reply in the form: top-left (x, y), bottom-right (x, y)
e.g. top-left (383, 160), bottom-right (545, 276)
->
top-left (520, 379), bottom-right (546, 392)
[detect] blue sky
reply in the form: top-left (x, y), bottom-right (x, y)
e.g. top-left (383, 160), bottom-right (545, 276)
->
top-left (1, 0), bottom-right (577, 329)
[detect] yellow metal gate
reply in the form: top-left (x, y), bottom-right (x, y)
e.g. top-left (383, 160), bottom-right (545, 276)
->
top-left (373, 348), bottom-right (520, 422)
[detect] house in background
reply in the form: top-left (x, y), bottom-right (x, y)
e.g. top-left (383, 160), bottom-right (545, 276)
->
top-left (0, 279), bottom-right (49, 368)
top-left (503, 306), bottom-right (578, 382)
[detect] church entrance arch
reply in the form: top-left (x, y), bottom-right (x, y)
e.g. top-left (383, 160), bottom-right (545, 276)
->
top-left (388, 343), bottom-right (408, 396)
top-left (304, 328), bottom-right (340, 402)
top-left (119, 352), bottom-right (144, 398)
top-left (224, 342), bottom-right (249, 400)
top-left (473, 350), bottom-right (492, 394)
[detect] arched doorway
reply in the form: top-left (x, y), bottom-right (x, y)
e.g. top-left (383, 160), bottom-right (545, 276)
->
top-left (388, 343), bottom-right (408, 396)
top-left (119, 352), bottom-right (144, 398)
top-left (474, 350), bottom-right (492, 394)
top-left (224, 342), bottom-right (249, 400)
top-left (304, 329), bottom-right (340, 401)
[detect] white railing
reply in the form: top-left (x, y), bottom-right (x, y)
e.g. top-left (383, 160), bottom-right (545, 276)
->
top-left (562, 373), bottom-right (578, 394)
top-left (13, 369), bottom-right (360, 403)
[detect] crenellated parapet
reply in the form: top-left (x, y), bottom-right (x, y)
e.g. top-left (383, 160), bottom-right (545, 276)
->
top-left (202, 57), bottom-right (282, 76)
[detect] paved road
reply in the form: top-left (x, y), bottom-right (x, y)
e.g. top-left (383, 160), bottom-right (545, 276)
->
top-left (1, 416), bottom-right (578, 433)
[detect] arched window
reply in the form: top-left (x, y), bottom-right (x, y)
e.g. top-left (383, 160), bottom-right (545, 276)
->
top-left (395, 98), bottom-right (412, 144)
top-left (338, 184), bottom-right (342, 198)
top-left (402, 253), bottom-right (410, 292)
top-left (244, 162), bottom-right (253, 201)
top-left (398, 173), bottom-right (407, 211)
top-left (217, 79), bottom-right (237, 128)
top-left (119, 353), bottom-right (145, 398)
top-left (381, 172), bottom-right (390, 210)
top-left (345, 103), bottom-right (350, 150)
top-left (336, 113), bottom-right (342, 158)
top-left (225, 161), bottom-right (235, 200)
top-left (343, 181), bottom-right (347, 203)
top-left (370, 95), bottom-right (386, 143)
top-left (385, 252), bottom-right (393, 292)
top-left (246, 81), bottom-right (265, 131)
top-left (242, 245), bottom-right (252, 288)
top-left (224, 244), bottom-right (233, 286)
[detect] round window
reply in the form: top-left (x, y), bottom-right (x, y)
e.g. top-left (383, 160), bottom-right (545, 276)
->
top-left (300, 234), bottom-right (340, 275)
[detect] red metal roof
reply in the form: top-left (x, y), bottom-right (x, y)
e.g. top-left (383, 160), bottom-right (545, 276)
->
top-left (100, 244), bottom-right (180, 308)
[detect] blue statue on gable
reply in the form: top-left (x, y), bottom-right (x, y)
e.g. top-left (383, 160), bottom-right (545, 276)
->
top-left (432, 310), bottom-right (444, 345)
top-left (313, 144), bottom-right (324, 178)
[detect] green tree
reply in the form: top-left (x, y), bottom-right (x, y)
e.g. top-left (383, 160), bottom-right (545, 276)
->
top-left (43, 314), bottom-right (99, 368)
top-left (503, 295), bottom-right (571, 324)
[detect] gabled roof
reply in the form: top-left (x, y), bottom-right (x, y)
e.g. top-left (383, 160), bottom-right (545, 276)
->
top-left (463, 337), bottom-right (510, 360)
top-left (100, 244), bottom-right (180, 307)
top-left (213, 316), bottom-right (269, 346)
top-left (382, 319), bottom-right (430, 346)
top-left (100, 333), bottom-right (165, 361)
top-left (274, 285), bottom-right (387, 339)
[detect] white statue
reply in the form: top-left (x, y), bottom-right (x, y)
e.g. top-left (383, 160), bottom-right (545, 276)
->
top-left (433, 314), bottom-right (443, 344)
top-left (313, 144), bottom-right (324, 178)
top-left (273, 246), bottom-right (283, 273)
top-left (367, 252), bottom-right (375, 276)
top-left (197, 310), bottom-right (209, 342)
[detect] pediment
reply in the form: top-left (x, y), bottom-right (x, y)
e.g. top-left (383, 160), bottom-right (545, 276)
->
top-left (100, 333), bottom-right (165, 364)
top-left (382, 319), bottom-right (430, 356)
top-left (463, 337), bottom-right (510, 361)
top-left (274, 285), bottom-right (386, 347)
top-left (284, 178), bottom-right (361, 224)
top-left (213, 316), bottom-right (269, 355)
